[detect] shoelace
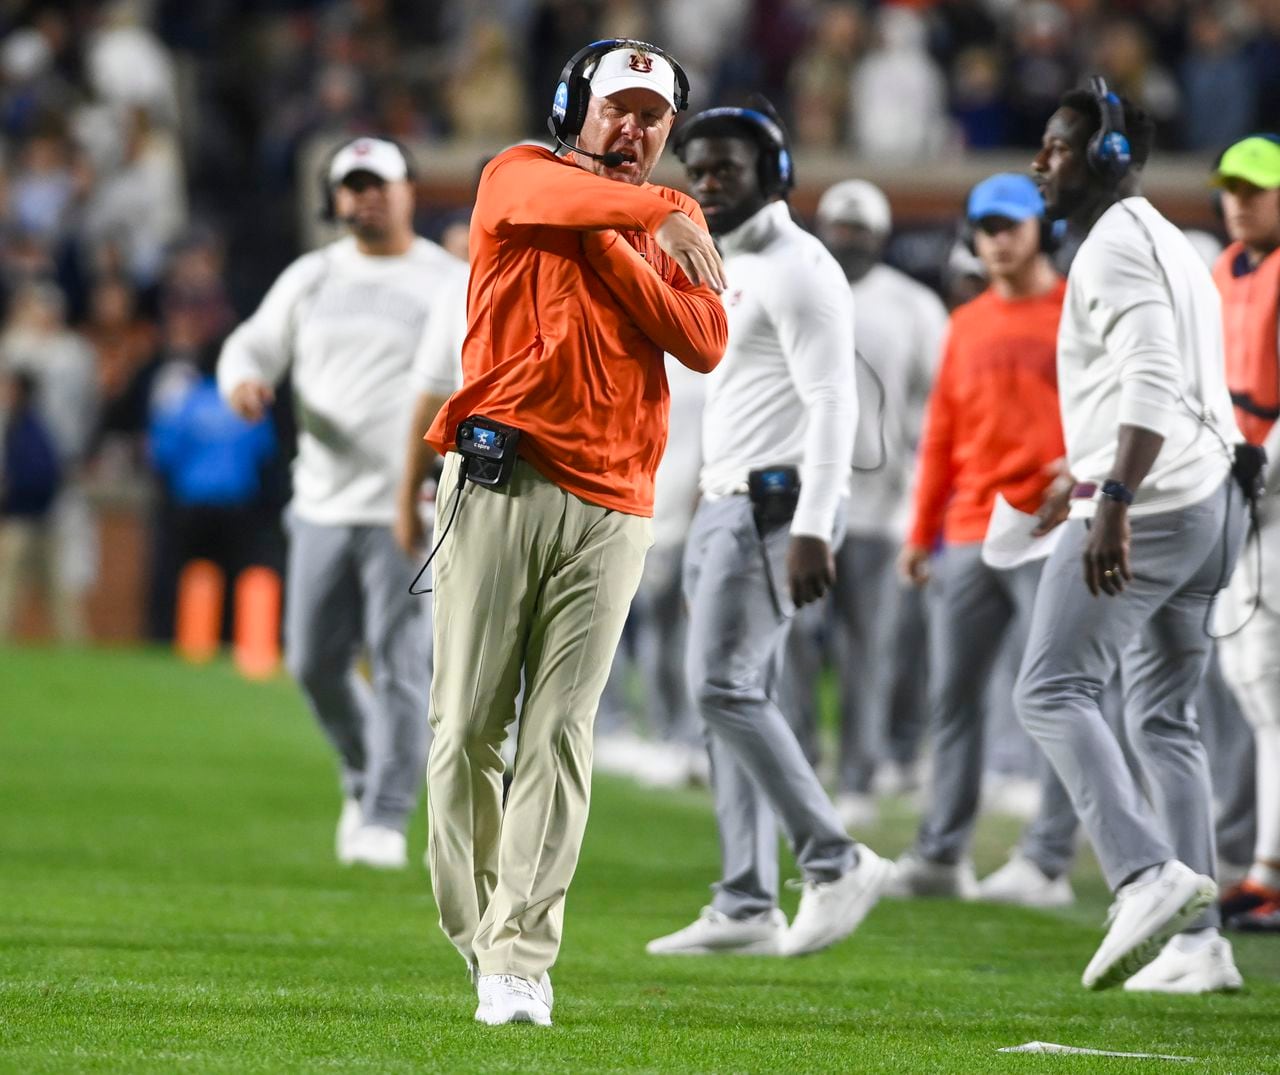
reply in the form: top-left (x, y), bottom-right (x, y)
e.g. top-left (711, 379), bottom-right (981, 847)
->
top-left (493, 975), bottom-right (543, 1004)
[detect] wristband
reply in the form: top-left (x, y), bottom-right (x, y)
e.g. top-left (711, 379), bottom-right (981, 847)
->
top-left (1100, 479), bottom-right (1134, 505)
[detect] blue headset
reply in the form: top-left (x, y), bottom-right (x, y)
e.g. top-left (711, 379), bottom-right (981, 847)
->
top-left (675, 105), bottom-right (795, 198)
top-left (1086, 76), bottom-right (1132, 184)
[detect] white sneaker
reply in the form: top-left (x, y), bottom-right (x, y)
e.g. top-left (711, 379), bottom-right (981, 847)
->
top-left (780, 845), bottom-right (893, 956)
top-left (888, 850), bottom-right (978, 899)
top-left (646, 906), bottom-right (786, 955)
top-left (1082, 860), bottom-right (1217, 990)
top-left (474, 974), bottom-right (552, 1026)
top-left (1123, 933), bottom-right (1243, 994)
top-left (335, 798), bottom-right (363, 864)
top-left (977, 853), bottom-right (1075, 908)
top-left (835, 792), bottom-right (878, 830)
top-left (982, 774), bottom-right (1042, 821)
top-left (874, 760), bottom-right (921, 798)
top-left (343, 825), bottom-right (408, 869)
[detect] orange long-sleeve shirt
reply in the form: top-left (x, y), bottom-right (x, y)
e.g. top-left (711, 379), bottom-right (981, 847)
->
top-left (908, 279), bottom-right (1067, 548)
top-left (426, 145), bottom-right (727, 516)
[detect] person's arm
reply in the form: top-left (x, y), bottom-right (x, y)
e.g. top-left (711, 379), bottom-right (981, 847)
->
top-left (218, 255), bottom-right (322, 421)
top-left (901, 332), bottom-right (958, 584)
top-left (395, 391), bottom-right (452, 555)
top-left (773, 249), bottom-right (858, 605)
top-left (580, 227), bottom-right (727, 373)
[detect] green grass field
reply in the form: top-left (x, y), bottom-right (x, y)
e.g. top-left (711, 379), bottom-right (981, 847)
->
top-left (2, 648), bottom-right (1278, 1074)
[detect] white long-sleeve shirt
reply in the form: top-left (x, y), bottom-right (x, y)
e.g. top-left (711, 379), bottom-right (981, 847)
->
top-left (699, 201), bottom-right (857, 540)
top-left (845, 263), bottom-right (947, 538)
top-left (1059, 197), bottom-right (1240, 519)
top-left (218, 235), bottom-right (467, 526)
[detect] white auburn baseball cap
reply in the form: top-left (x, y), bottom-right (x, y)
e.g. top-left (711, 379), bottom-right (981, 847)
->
top-left (589, 47), bottom-right (677, 111)
top-left (328, 137), bottom-right (409, 187)
top-left (816, 179), bottom-right (892, 235)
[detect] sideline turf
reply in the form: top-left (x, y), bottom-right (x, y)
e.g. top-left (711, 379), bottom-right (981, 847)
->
top-left (1, 647), bottom-right (1277, 1074)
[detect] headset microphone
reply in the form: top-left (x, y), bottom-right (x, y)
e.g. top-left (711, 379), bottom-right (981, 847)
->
top-left (552, 132), bottom-right (625, 168)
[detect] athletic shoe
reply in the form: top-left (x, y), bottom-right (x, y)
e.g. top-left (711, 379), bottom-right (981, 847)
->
top-left (469, 962), bottom-right (553, 1012)
top-left (887, 850), bottom-right (978, 899)
top-left (343, 825), bottom-right (408, 869)
top-left (474, 974), bottom-right (552, 1027)
top-left (1081, 860), bottom-right (1216, 991)
top-left (977, 853), bottom-right (1075, 908)
top-left (780, 845), bottom-right (893, 956)
top-left (1230, 899), bottom-right (1280, 932)
top-left (874, 760), bottom-right (921, 798)
top-left (335, 798), bottom-right (362, 864)
top-left (1219, 878), bottom-right (1280, 921)
top-left (1123, 934), bottom-right (1244, 993)
top-left (982, 774), bottom-right (1042, 821)
top-left (835, 792), bottom-right (878, 831)
top-left (646, 907), bottom-right (786, 956)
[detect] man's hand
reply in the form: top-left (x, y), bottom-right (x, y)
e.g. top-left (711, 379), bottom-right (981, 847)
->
top-left (655, 211), bottom-right (727, 293)
top-left (1033, 471), bottom-right (1075, 537)
top-left (787, 534), bottom-right (835, 607)
top-left (898, 544), bottom-right (932, 587)
top-left (229, 379), bottom-right (274, 422)
top-left (394, 483), bottom-right (426, 557)
top-left (1083, 498), bottom-right (1132, 597)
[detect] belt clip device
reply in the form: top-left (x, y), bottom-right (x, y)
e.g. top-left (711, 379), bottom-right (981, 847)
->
top-left (456, 415), bottom-right (521, 488)
top-left (747, 466), bottom-right (801, 526)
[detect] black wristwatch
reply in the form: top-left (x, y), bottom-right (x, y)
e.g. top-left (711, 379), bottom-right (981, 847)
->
top-left (1100, 479), bottom-right (1134, 505)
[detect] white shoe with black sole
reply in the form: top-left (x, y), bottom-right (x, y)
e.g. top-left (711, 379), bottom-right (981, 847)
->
top-left (1081, 860), bottom-right (1217, 990)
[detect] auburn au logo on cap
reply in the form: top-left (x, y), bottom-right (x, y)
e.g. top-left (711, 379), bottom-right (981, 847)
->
top-left (628, 52), bottom-right (654, 73)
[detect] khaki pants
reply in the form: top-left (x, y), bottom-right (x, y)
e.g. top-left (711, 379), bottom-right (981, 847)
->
top-left (427, 453), bottom-right (650, 979)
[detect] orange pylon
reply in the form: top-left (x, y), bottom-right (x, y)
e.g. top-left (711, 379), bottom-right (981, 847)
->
top-left (175, 559), bottom-right (224, 663)
top-left (233, 565), bottom-right (282, 680)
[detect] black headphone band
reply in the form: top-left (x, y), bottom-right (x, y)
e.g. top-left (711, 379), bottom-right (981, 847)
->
top-left (674, 106), bottom-right (795, 198)
top-left (549, 39), bottom-right (690, 141)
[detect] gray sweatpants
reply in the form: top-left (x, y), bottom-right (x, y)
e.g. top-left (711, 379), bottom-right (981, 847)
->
top-left (284, 510), bottom-right (431, 831)
top-left (1015, 479), bottom-right (1246, 926)
top-left (916, 543), bottom-right (1078, 877)
top-left (685, 495), bottom-right (856, 918)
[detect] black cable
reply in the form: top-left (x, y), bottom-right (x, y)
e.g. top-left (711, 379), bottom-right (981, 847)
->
top-left (408, 458), bottom-right (469, 595)
top-left (753, 520), bottom-right (789, 620)
top-left (850, 348), bottom-right (888, 474)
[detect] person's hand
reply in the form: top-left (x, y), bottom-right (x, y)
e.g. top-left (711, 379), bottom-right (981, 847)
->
top-left (655, 211), bottom-right (727, 293)
top-left (1083, 498), bottom-right (1132, 597)
top-left (394, 485), bottom-right (426, 557)
top-left (787, 534), bottom-right (835, 607)
top-left (1033, 471), bottom-right (1075, 537)
top-left (898, 544), bottom-right (932, 587)
top-left (229, 379), bottom-right (274, 422)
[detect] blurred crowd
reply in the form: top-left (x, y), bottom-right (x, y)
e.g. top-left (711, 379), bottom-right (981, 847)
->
top-left (0, 0), bottom-right (1274, 642)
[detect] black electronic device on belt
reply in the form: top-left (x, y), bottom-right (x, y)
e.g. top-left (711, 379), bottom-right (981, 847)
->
top-left (747, 466), bottom-right (801, 525)
top-left (1232, 442), bottom-right (1267, 504)
top-left (456, 415), bottom-right (522, 488)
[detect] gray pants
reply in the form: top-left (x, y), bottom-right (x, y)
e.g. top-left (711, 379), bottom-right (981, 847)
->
top-left (285, 511), bottom-right (431, 831)
top-left (917, 543), bottom-right (1078, 877)
top-left (685, 496), bottom-right (856, 918)
top-left (1015, 479), bottom-right (1246, 926)
top-left (782, 534), bottom-right (903, 792)
top-left (886, 583), bottom-right (930, 769)
top-left (1199, 649), bottom-right (1257, 868)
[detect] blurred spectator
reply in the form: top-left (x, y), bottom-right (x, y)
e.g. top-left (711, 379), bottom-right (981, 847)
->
top-left (852, 6), bottom-right (949, 160)
top-left (8, 128), bottom-right (86, 245)
top-left (0, 24), bottom-right (78, 141)
top-left (1004, 1), bottom-right (1076, 148)
top-left (788, 1), bottom-right (864, 149)
top-left (446, 20), bottom-right (528, 141)
top-left (83, 273), bottom-right (160, 456)
top-left (1093, 17), bottom-right (1181, 147)
top-left (950, 46), bottom-right (1007, 149)
top-left (1249, 0), bottom-right (1280, 133)
top-left (655, 0), bottom-right (750, 105)
top-left (1181, 6), bottom-right (1254, 152)
top-left (0, 368), bottom-right (62, 640)
top-left (160, 229), bottom-right (235, 350)
top-left (85, 1), bottom-right (179, 126)
top-left (0, 279), bottom-right (99, 641)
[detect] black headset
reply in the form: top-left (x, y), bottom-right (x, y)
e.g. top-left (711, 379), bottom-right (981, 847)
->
top-left (1085, 75), bottom-right (1133, 185)
top-left (318, 136), bottom-right (417, 223)
top-left (547, 38), bottom-right (690, 142)
top-left (674, 104), bottom-right (796, 199)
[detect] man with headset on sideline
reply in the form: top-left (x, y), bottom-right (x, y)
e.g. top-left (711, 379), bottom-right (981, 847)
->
top-left (1211, 134), bottom-right (1280, 932)
top-left (782, 179), bottom-right (947, 827)
top-left (891, 173), bottom-right (1079, 909)
top-left (647, 104), bottom-right (893, 960)
top-left (421, 40), bottom-right (727, 1027)
top-left (1016, 81), bottom-right (1249, 992)
top-left (218, 137), bottom-right (467, 869)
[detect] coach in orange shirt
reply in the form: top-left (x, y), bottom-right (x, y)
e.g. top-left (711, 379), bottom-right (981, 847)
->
top-left (893, 174), bottom-right (1078, 908)
top-left (422, 40), bottom-right (727, 1027)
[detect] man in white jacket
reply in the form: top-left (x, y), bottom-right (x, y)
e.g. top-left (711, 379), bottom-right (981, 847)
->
top-left (646, 106), bottom-right (892, 960)
top-left (1017, 82), bottom-right (1248, 992)
top-left (219, 137), bottom-right (467, 868)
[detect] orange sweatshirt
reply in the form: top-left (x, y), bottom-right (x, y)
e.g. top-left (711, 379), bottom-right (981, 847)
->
top-left (908, 280), bottom-right (1066, 548)
top-left (426, 145), bottom-right (727, 516)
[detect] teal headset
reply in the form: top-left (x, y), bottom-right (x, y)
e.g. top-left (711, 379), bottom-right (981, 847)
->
top-left (548, 39), bottom-right (690, 142)
top-left (1086, 76), bottom-right (1133, 184)
top-left (674, 104), bottom-right (796, 199)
